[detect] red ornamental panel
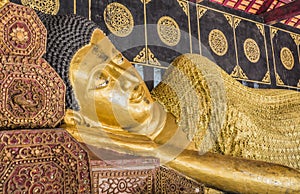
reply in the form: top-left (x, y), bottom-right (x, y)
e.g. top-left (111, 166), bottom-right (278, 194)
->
top-left (0, 2), bottom-right (47, 58)
top-left (0, 129), bottom-right (92, 193)
top-left (0, 56), bottom-right (65, 129)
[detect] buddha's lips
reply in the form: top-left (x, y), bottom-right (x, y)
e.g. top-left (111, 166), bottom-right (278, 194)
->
top-left (129, 85), bottom-right (145, 103)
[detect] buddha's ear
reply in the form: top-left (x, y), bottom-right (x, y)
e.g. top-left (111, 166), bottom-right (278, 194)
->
top-left (90, 29), bottom-right (106, 44)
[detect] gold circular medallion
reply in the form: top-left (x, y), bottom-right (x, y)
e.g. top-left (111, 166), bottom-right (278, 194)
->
top-left (243, 38), bottom-right (260, 63)
top-left (208, 29), bottom-right (228, 56)
top-left (104, 2), bottom-right (134, 37)
top-left (157, 16), bottom-right (181, 46)
top-left (21, 0), bottom-right (60, 15)
top-left (280, 47), bottom-right (294, 70)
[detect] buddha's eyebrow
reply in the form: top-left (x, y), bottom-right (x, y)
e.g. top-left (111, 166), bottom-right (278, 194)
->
top-left (92, 46), bottom-right (108, 62)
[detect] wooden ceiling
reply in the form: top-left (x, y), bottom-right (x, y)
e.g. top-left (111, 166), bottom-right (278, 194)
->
top-left (193, 0), bottom-right (300, 29)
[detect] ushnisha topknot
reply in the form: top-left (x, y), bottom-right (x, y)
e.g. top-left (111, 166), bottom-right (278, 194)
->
top-left (37, 12), bottom-right (98, 110)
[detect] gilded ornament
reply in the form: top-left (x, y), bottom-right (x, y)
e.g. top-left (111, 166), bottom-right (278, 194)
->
top-left (0, 129), bottom-right (91, 193)
top-left (280, 47), bottom-right (294, 70)
top-left (157, 16), bottom-right (181, 47)
top-left (208, 29), bottom-right (228, 56)
top-left (233, 17), bottom-right (241, 29)
top-left (256, 23), bottom-right (264, 35)
top-left (133, 47), bottom-right (161, 66)
top-left (243, 38), bottom-right (260, 63)
top-left (0, 3), bottom-right (47, 58)
top-left (262, 71), bottom-right (271, 83)
top-left (177, 0), bottom-right (188, 16)
top-left (290, 33), bottom-right (300, 45)
top-left (224, 14), bottom-right (233, 27)
top-left (197, 6), bottom-right (207, 19)
top-left (230, 65), bottom-right (248, 79)
top-left (271, 27), bottom-right (278, 39)
top-left (104, 2), bottom-right (134, 37)
top-left (275, 72), bottom-right (285, 85)
top-left (21, 0), bottom-right (60, 15)
top-left (0, 56), bottom-right (65, 129)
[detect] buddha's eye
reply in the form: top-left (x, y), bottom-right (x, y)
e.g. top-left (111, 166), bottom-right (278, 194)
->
top-left (112, 53), bottom-right (124, 65)
top-left (94, 73), bottom-right (110, 89)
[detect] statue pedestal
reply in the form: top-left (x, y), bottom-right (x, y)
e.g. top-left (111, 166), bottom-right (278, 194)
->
top-left (0, 128), bottom-right (91, 193)
top-left (0, 129), bottom-right (207, 193)
top-left (87, 147), bottom-right (205, 194)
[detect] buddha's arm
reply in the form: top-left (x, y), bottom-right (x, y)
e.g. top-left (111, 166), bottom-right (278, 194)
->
top-left (66, 124), bottom-right (300, 193)
top-left (167, 150), bottom-right (300, 194)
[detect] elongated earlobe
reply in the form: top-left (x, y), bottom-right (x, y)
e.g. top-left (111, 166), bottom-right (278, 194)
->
top-left (90, 29), bottom-right (106, 44)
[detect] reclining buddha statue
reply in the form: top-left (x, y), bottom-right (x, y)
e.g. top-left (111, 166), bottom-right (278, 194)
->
top-left (34, 10), bottom-right (300, 194)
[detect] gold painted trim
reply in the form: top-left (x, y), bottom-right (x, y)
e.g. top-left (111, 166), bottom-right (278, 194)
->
top-left (271, 26), bottom-right (300, 88)
top-left (230, 65), bottom-right (248, 79)
top-left (275, 72), bottom-right (285, 85)
top-left (280, 47), bottom-right (294, 70)
top-left (243, 38), bottom-right (260, 63)
top-left (133, 47), bottom-right (162, 66)
top-left (21, 0), bottom-right (59, 15)
top-left (177, 0), bottom-right (188, 16)
top-left (224, 13), bottom-right (233, 28)
top-left (157, 16), bottom-right (181, 47)
top-left (103, 2), bottom-right (134, 37)
top-left (208, 29), bottom-right (228, 56)
top-left (256, 23), bottom-right (264, 36)
top-left (88, 0), bottom-right (91, 20)
top-left (74, 0), bottom-right (76, 14)
top-left (262, 71), bottom-right (271, 83)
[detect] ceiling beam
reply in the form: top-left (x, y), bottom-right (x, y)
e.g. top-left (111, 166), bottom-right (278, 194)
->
top-left (259, 0), bottom-right (300, 25)
top-left (256, 0), bottom-right (273, 15)
top-left (245, 0), bottom-right (257, 12)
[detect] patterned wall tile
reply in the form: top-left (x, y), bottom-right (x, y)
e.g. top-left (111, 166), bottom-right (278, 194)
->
top-left (197, 5), bottom-right (236, 74)
top-left (145, 0), bottom-right (191, 68)
top-left (91, 0), bottom-right (145, 62)
top-left (271, 27), bottom-right (300, 88)
top-left (235, 17), bottom-right (270, 84)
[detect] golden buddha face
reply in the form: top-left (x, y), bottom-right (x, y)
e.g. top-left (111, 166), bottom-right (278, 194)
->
top-left (69, 29), bottom-right (154, 129)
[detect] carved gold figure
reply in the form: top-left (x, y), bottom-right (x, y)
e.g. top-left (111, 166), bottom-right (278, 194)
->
top-left (61, 29), bottom-right (300, 193)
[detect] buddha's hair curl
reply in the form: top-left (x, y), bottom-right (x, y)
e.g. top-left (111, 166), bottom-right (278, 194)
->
top-left (37, 12), bottom-right (98, 111)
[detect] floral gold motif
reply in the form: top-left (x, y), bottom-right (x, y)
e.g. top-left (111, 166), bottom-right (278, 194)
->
top-left (157, 16), bottom-right (181, 47)
top-left (262, 71), bottom-right (271, 83)
top-left (224, 14), bottom-right (233, 27)
top-left (10, 26), bottom-right (29, 45)
top-left (177, 0), bottom-right (188, 16)
top-left (197, 6), bottom-right (207, 19)
top-left (280, 47), bottom-right (294, 70)
top-left (0, 129), bottom-right (91, 193)
top-left (275, 72), bottom-right (284, 85)
top-left (133, 47), bottom-right (161, 66)
top-left (0, 3), bottom-right (47, 58)
top-left (230, 65), bottom-right (248, 79)
top-left (21, 0), bottom-right (60, 15)
top-left (104, 2), bottom-right (134, 37)
top-left (208, 29), bottom-right (228, 56)
top-left (243, 38), bottom-right (260, 63)
top-left (0, 56), bottom-right (65, 129)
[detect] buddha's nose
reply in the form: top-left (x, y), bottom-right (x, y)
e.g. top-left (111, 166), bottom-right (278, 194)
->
top-left (117, 68), bottom-right (141, 92)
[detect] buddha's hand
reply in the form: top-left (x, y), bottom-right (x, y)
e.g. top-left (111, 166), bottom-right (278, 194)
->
top-left (64, 124), bottom-right (158, 156)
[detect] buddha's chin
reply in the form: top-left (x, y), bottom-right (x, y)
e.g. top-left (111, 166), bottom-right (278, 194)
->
top-left (125, 102), bottom-right (167, 136)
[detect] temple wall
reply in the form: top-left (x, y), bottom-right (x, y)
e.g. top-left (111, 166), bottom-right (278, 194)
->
top-left (12, 0), bottom-right (300, 90)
